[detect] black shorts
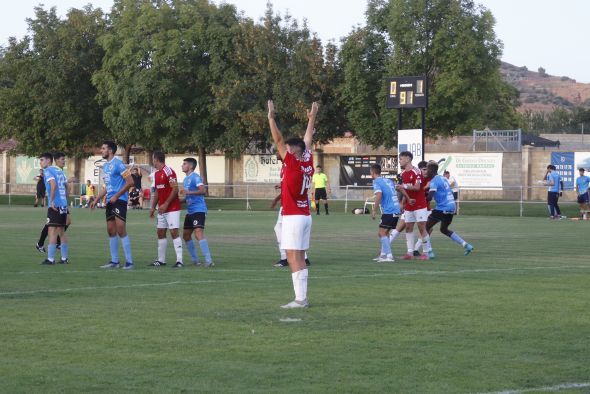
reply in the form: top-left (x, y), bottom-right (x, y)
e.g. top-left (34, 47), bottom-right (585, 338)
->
top-left (47, 207), bottom-right (68, 227)
top-left (577, 192), bottom-right (589, 204)
top-left (36, 190), bottom-right (46, 199)
top-left (429, 210), bottom-right (454, 225)
top-left (314, 188), bottom-right (327, 200)
top-left (379, 214), bottom-right (400, 230)
top-left (106, 200), bottom-right (128, 222)
top-left (452, 191), bottom-right (459, 201)
top-left (184, 212), bottom-right (206, 230)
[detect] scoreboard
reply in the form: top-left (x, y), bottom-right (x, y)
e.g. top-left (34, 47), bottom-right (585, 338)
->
top-left (385, 76), bottom-right (428, 109)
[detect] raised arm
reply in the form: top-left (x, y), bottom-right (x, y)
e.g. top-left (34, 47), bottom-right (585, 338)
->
top-left (268, 100), bottom-right (287, 160)
top-left (304, 102), bottom-right (319, 150)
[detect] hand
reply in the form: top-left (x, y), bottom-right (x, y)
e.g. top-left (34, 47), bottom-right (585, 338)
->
top-left (409, 199), bottom-right (416, 206)
top-left (267, 100), bottom-right (275, 120)
top-left (90, 200), bottom-right (97, 210)
top-left (50, 202), bottom-right (57, 211)
top-left (179, 189), bottom-right (185, 197)
top-left (149, 209), bottom-right (155, 218)
top-left (270, 200), bottom-right (278, 209)
top-left (371, 211), bottom-right (376, 220)
top-left (109, 196), bottom-right (118, 204)
top-left (307, 102), bottom-right (319, 119)
top-left (559, 192), bottom-right (563, 197)
top-left (160, 202), bottom-right (169, 212)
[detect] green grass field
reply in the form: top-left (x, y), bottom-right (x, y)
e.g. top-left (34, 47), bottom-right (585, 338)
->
top-left (1, 206), bottom-right (589, 393)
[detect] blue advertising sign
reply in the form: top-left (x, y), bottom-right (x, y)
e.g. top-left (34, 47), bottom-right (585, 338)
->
top-left (551, 152), bottom-right (575, 190)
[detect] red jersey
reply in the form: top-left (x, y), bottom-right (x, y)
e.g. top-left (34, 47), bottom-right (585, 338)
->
top-left (155, 165), bottom-right (180, 213)
top-left (402, 166), bottom-right (428, 211)
top-left (281, 150), bottom-right (314, 215)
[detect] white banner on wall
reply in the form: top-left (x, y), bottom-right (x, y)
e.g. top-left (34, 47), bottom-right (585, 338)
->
top-left (164, 156), bottom-right (226, 183)
top-left (84, 155), bottom-right (134, 185)
top-left (243, 155), bottom-right (282, 183)
top-left (575, 152), bottom-right (590, 171)
top-left (398, 129), bottom-right (423, 161)
top-left (424, 152), bottom-right (503, 190)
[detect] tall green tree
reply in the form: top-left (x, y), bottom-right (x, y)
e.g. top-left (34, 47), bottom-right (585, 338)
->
top-left (0, 6), bottom-right (108, 157)
top-left (339, 0), bottom-right (520, 147)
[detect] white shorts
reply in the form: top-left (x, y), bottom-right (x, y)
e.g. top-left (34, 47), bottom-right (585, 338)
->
top-left (157, 210), bottom-right (180, 229)
top-left (403, 208), bottom-right (429, 223)
top-left (280, 215), bottom-right (312, 251)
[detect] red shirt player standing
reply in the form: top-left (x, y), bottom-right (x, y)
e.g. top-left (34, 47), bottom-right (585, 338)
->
top-left (149, 151), bottom-right (183, 267)
top-left (268, 99), bottom-right (318, 309)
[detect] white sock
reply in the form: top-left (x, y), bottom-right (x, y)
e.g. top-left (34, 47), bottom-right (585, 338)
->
top-left (291, 269), bottom-right (308, 302)
top-left (280, 249), bottom-right (287, 260)
top-left (173, 237), bottom-right (183, 263)
top-left (414, 238), bottom-right (423, 251)
top-left (389, 229), bottom-right (400, 243)
top-left (422, 234), bottom-right (432, 253)
top-left (406, 232), bottom-right (416, 253)
top-left (157, 238), bottom-right (167, 263)
top-left (304, 252), bottom-right (308, 259)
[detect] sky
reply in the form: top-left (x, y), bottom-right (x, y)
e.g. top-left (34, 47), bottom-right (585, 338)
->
top-left (1, 0), bottom-right (589, 83)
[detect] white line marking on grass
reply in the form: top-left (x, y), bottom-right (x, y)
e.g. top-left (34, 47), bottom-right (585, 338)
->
top-left (2, 265), bottom-right (590, 297)
top-left (279, 318), bottom-right (302, 322)
top-left (479, 382), bottom-right (590, 394)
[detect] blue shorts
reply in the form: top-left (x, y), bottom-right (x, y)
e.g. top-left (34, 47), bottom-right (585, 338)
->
top-left (577, 192), bottom-right (589, 204)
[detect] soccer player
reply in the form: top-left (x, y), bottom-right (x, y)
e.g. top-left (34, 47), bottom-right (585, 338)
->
top-left (425, 162), bottom-right (473, 255)
top-left (311, 165), bottom-right (330, 215)
top-left (267, 99), bottom-right (317, 309)
top-left (575, 168), bottom-right (590, 219)
top-left (412, 160), bottom-right (431, 256)
top-left (543, 164), bottom-right (564, 219)
top-left (398, 151), bottom-right (433, 260)
top-left (370, 164), bottom-right (412, 262)
top-left (180, 158), bottom-right (214, 267)
top-left (90, 141), bottom-right (135, 269)
top-left (34, 169), bottom-right (45, 207)
top-left (149, 151), bottom-right (183, 267)
top-left (38, 152), bottom-right (69, 265)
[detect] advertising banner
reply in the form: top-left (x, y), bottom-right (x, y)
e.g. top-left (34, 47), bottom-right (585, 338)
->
top-left (424, 153), bottom-right (503, 190)
top-left (550, 152), bottom-right (575, 190)
top-left (339, 155), bottom-right (398, 186)
top-left (398, 129), bottom-right (423, 161)
top-left (16, 156), bottom-right (42, 184)
top-left (243, 155), bottom-right (282, 183)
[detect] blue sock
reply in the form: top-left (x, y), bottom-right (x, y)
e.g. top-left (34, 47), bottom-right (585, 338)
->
top-left (60, 243), bottom-right (68, 260)
top-left (185, 239), bottom-right (199, 262)
top-left (109, 236), bottom-right (119, 263)
top-left (120, 236), bottom-right (133, 263)
top-left (450, 232), bottom-right (466, 247)
top-left (199, 239), bottom-right (212, 263)
top-left (48, 243), bottom-right (57, 262)
top-left (380, 236), bottom-right (392, 255)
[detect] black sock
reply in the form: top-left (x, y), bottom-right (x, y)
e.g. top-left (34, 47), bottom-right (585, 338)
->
top-left (316, 202), bottom-right (320, 214)
top-left (38, 224), bottom-right (49, 246)
top-left (325, 203), bottom-right (329, 214)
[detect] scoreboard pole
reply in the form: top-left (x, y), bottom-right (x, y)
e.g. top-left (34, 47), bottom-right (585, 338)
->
top-left (421, 107), bottom-right (426, 161)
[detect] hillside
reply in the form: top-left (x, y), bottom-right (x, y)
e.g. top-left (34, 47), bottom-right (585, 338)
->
top-left (500, 62), bottom-right (590, 113)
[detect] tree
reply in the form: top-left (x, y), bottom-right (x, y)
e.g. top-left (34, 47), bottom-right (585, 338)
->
top-left (339, 0), bottom-right (520, 147)
top-left (0, 6), bottom-right (108, 157)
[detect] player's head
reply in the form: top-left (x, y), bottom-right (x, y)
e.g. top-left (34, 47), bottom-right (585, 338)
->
top-left (417, 160), bottom-right (428, 177)
top-left (182, 158), bottom-right (197, 173)
top-left (316, 165), bottom-right (323, 173)
top-left (152, 151), bottom-right (166, 168)
top-left (54, 151), bottom-right (65, 168)
top-left (579, 168), bottom-right (585, 175)
top-left (86, 179), bottom-right (92, 185)
top-left (38, 152), bottom-right (53, 168)
top-left (547, 164), bottom-right (556, 171)
top-left (398, 151), bottom-right (413, 168)
top-left (443, 170), bottom-right (450, 178)
top-left (427, 162), bottom-right (439, 179)
top-left (370, 164), bottom-right (381, 179)
top-left (285, 137), bottom-right (305, 156)
top-left (101, 140), bottom-right (117, 159)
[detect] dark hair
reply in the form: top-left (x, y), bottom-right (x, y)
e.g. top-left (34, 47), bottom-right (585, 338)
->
top-left (579, 168), bottom-right (585, 171)
top-left (153, 151), bottom-right (166, 163)
top-left (417, 160), bottom-right (428, 169)
top-left (371, 164), bottom-right (382, 175)
top-left (547, 164), bottom-right (556, 170)
top-left (443, 170), bottom-right (450, 175)
top-left (427, 162), bottom-right (439, 177)
top-left (103, 140), bottom-right (117, 154)
top-left (316, 165), bottom-right (322, 169)
top-left (285, 137), bottom-right (305, 153)
top-left (53, 151), bottom-right (65, 160)
top-left (39, 152), bottom-right (53, 162)
top-left (399, 151), bottom-right (413, 160)
top-left (184, 158), bottom-right (197, 170)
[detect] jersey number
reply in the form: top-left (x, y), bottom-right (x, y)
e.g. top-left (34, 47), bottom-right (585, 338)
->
top-left (301, 174), bottom-right (311, 195)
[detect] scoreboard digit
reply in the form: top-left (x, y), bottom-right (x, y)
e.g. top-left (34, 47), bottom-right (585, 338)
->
top-left (385, 76), bottom-right (427, 109)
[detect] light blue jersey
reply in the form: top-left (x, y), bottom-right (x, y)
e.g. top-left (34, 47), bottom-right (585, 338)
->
top-left (548, 171), bottom-right (561, 192)
top-left (373, 177), bottom-right (401, 215)
top-left (44, 166), bottom-right (67, 207)
top-left (576, 175), bottom-right (590, 194)
top-left (103, 157), bottom-right (129, 202)
top-left (429, 175), bottom-right (456, 212)
top-left (183, 172), bottom-right (207, 214)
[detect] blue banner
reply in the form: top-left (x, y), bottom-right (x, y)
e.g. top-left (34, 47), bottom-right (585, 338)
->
top-left (551, 152), bottom-right (575, 190)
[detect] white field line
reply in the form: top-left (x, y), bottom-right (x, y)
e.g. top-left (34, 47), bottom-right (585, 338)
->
top-left (478, 381), bottom-right (590, 394)
top-left (1, 265), bottom-right (589, 297)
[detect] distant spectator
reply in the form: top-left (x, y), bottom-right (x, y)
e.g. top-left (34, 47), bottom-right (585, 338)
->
top-left (128, 187), bottom-right (140, 209)
top-left (81, 180), bottom-right (96, 208)
top-left (34, 169), bottom-right (46, 207)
